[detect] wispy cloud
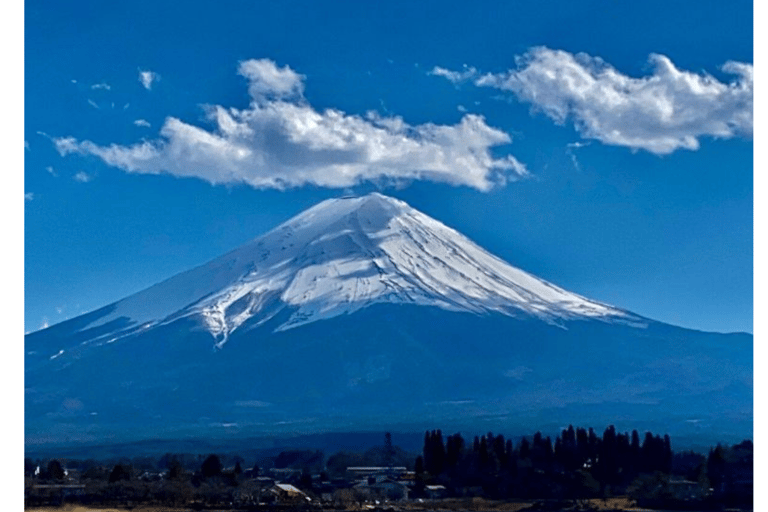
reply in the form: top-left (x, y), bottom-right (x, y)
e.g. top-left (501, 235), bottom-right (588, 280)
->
top-left (565, 141), bottom-right (590, 172)
top-left (91, 82), bottom-right (111, 90)
top-left (46, 166), bottom-right (57, 177)
top-left (73, 171), bottom-right (92, 183)
top-left (87, 99), bottom-right (100, 109)
top-left (134, 119), bottom-right (151, 128)
top-left (139, 69), bottom-right (160, 90)
top-left (25, 192), bottom-right (34, 201)
top-left (435, 47), bottom-right (753, 154)
top-left (25, 140), bottom-right (29, 150)
top-left (429, 65), bottom-right (478, 84)
top-left (54, 59), bottom-right (527, 192)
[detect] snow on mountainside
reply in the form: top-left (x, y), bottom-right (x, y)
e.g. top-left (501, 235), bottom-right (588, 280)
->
top-left (77, 193), bottom-right (639, 347)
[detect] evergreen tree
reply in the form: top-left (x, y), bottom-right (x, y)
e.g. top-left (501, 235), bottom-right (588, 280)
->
top-left (641, 432), bottom-right (655, 473)
top-left (478, 435), bottom-right (487, 466)
top-left (201, 454), bottom-right (222, 478)
top-left (519, 437), bottom-right (531, 460)
top-left (493, 434), bottom-right (506, 468)
top-left (384, 432), bottom-right (394, 468)
top-left (630, 430), bottom-right (641, 474)
top-left (168, 458), bottom-right (183, 480)
top-left (662, 434), bottom-right (672, 473)
top-left (108, 464), bottom-right (131, 483)
top-left (415, 455), bottom-right (424, 475)
top-left (707, 444), bottom-right (726, 490)
top-left (445, 433), bottom-right (464, 471)
top-left (46, 460), bottom-right (65, 480)
top-left (433, 430), bottom-right (446, 475)
top-left (576, 427), bottom-right (589, 465)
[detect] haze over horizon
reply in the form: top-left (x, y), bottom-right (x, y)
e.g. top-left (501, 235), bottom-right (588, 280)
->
top-left (25, 0), bottom-right (752, 335)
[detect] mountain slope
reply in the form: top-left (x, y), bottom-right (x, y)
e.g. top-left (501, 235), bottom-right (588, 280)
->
top-left (24, 193), bottom-right (752, 447)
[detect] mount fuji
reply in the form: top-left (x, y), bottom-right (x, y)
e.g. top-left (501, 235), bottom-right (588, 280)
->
top-left (25, 193), bottom-right (752, 447)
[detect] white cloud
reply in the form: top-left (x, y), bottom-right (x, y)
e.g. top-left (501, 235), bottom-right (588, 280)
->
top-left (429, 65), bottom-right (478, 84)
top-left (238, 59), bottom-right (304, 100)
top-left (139, 70), bottom-right (160, 90)
top-left (25, 192), bottom-right (34, 201)
top-left (87, 99), bottom-right (100, 109)
top-left (25, 140), bottom-right (29, 150)
top-left (46, 166), bottom-right (57, 177)
top-left (461, 47), bottom-right (753, 154)
top-left (73, 171), bottom-right (91, 183)
top-left (91, 82), bottom-right (111, 90)
top-left (134, 119), bottom-right (151, 128)
top-left (54, 59), bottom-right (526, 191)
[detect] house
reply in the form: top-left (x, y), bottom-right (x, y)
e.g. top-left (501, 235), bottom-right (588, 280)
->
top-left (424, 484), bottom-right (447, 499)
top-left (270, 482), bottom-right (311, 504)
top-left (353, 477), bottom-right (410, 501)
top-left (347, 466), bottom-right (408, 480)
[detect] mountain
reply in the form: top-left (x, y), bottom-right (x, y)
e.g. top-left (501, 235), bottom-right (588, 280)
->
top-left (25, 193), bottom-right (752, 448)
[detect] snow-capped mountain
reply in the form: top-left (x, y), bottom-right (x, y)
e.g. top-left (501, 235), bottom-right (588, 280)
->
top-left (59, 193), bottom-right (637, 350)
top-left (25, 193), bottom-right (752, 447)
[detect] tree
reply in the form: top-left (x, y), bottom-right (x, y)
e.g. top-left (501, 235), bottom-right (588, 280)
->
top-left (108, 463), bottom-right (131, 483)
top-left (201, 454), bottom-right (222, 478)
top-left (707, 445), bottom-right (726, 490)
top-left (384, 432), bottom-right (394, 468)
top-left (25, 458), bottom-right (37, 478)
top-left (413, 456), bottom-right (426, 496)
top-left (46, 460), bottom-right (65, 480)
top-left (168, 458), bottom-right (184, 480)
top-left (423, 430), bottom-right (445, 475)
top-left (299, 468), bottom-right (313, 490)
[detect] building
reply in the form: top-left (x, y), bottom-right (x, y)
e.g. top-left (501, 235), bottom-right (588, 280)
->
top-left (424, 484), bottom-right (447, 499)
top-left (352, 476), bottom-right (410, 501)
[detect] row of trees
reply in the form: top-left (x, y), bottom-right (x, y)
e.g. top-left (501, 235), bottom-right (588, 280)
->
top-left (414, 425), bottom-right (749, 503)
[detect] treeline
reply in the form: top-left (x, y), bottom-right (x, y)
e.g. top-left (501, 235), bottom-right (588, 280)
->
top-left (414, 425), bottom-right (752, 508)
top-left (24, 425), bottom-right (753, 510)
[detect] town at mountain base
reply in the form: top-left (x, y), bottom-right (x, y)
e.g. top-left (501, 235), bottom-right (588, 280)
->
top-left (25, 427), bottom-right (752, 510)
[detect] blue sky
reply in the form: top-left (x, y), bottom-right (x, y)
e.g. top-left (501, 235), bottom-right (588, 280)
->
top-left (24, 0), bottom-right (753, 334)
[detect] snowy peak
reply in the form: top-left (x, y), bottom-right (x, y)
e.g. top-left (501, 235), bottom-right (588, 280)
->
top-left (78, 193), bottom-right (637, 345)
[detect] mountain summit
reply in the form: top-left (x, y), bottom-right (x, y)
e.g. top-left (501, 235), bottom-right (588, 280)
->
top-left (25, 194), bottom-right (751, 447)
